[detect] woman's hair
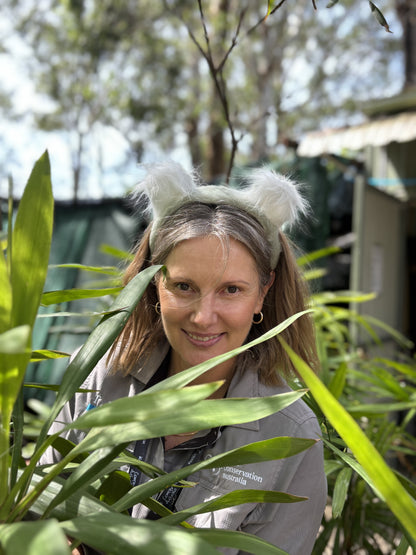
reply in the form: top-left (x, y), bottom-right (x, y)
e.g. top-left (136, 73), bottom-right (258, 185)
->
top-left (110, 202), bottom-right (319, 385)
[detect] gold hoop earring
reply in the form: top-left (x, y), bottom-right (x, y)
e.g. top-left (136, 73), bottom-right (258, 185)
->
top-left (155, 301), bottom-right (161, 315)
top-left (252, 311), bottom-right (263, 324)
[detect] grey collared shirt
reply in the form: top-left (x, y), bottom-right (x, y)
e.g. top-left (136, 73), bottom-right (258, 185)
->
top-left (41, 344), bottom-right (327, 555)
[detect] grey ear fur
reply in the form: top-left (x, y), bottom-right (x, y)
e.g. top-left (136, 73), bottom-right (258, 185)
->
top-left (244, 168), bottom-right (308, 229)
top-left (133, 162), bottom-right (197, 219)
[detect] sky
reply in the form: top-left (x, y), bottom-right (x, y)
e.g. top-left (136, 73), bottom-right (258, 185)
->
top-left (0, 1), bottom-right (404, 202)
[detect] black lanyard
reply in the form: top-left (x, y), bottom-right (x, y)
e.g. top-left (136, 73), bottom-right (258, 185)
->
top-left (129, 439), bottom-right (149, 487)
top-left (129, 428), bottom-right (220, 518)
top-left (145, 446), bottom-right (205, 520)
top-left (128, 354), bottom-right (221, 517)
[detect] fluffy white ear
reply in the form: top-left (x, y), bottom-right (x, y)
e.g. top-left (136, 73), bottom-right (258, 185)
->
top-left (244, 168), bottom-right (308, 228)
top-left (133, 161), bottom-right (197, 219)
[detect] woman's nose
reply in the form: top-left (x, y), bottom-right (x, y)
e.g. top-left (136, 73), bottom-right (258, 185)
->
top-left (190, 294), bottom-right (218, 326)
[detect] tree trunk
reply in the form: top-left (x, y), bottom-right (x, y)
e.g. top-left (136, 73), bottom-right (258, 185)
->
top-left (396, 0), bottom-right (416, 88)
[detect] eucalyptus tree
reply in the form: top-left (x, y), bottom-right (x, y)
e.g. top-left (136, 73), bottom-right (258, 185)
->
top-left (0, 0), bottom-right (188, 199)
top-left (0, 0), bottom-right (401, 192)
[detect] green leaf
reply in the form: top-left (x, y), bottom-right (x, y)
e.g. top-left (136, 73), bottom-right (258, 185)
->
top-left (43, 444), bottom-right (128, 518)
top-left (369, 0), bottom-right (393, 33)
top-left (280, 338), bottom-right (416, 540)
top-left (346, 400), bottom-right (416, 416)
top-left (100, 243), bottom-right (132, 260)
top-left (96, 470), bottom-right (132, 506)
top-left (112, 436), bottom-right (316, 513)
top-left (41, 286), bottom-right (122, 305)
top-left (160, 489), bottom-right (307, 526)
top-left (60, 512), bottom-right (220, 555)
top-left (67, 382), bottom-right (222, 429)
top-left (69, 390), bottom-right (307, 454)
top-left (30, 349), bottom-right (70, 362)
top-left (332, 466), bottom-right (353, 518)
top-left (0, 247), bottom-right (11, 333)
top-left (37, 264), bottom-right (162, 448)
top-left (0, 520), bottom-right (70, 555)
top-left (327, 361), bottom-right (347, 399)
top-left (146, 310), bottom-right (313, 394)
top-left (26, 469), bottom-right (111, 520)
top-left (297, 246), bottom-right (340, 266)
top-left (0, 325), bottom-right (31, 354)
top-left (189, 527), bottom-right (289, 555)
top-left (49, 263), bottom-right (120, 275)
top-left (10, 150), bottom-right (53, 329)
top-left (313, 290), bottom-right (376, 305)
top-left (303, 268), bottom-right (327, 281)
top-left (364, 315), bottom-right (414, 350)
top-left (0, 151), bottom-right (53, 512)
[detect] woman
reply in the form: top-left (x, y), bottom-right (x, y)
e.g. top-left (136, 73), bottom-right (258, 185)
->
top-left (43, 162), bottom-right (327, 554)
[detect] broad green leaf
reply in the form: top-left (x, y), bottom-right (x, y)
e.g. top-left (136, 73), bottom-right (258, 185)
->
top-left (189, 527), bottom-right (289, 555)
top-left (60, 512), bottom-right (220, 555)
top-left (95, 470), bottom-right (132, 507)
top-left (69, 391), bottom-right (307, 454)
top-left (145, 310), bottom-right (313, 394)
top-left (43, 444), bottom-right (128, 518)
top-left (160, 488), bottom-right (307, 526)
top-left (280, 338), bottom-right (416, 540)
top-left (24, 470), bottom-right (111, 520)
top-left (332, 466), bottom-right (353, 518)
top-left (327, 361), bottom-right (347, 399)
top-left (67, 381), bottom-right (223, 429)
top-left (41, 286), bottom-right (122, 305)
top-left (0, 325), bottom-right (30, 354)
top-left (0, 520), bottom-right (70, 555)
top-left (1, 152), bottom-right (53, 510)
top-left (0, 248), bottom-right (11, 333)
top-left (37, 264), bottom-right (162, 448)
top-left (112, 436), bottom-right (316, 513)
top-left (10, 150), bottom-right (53, 329)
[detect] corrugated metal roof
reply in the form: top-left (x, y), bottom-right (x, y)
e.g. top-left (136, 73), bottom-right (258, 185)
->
top-left (297, 111), bottom-right (416, 157)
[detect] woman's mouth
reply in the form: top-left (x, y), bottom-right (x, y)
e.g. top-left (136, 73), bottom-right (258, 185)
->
top-left (185, 331), bottom-right (223, 346)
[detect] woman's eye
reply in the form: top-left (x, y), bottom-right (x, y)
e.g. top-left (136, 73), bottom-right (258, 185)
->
top-left (175, 282), bottom-right (191, 292)
top-left (226, 285), bottom-right (239, 294)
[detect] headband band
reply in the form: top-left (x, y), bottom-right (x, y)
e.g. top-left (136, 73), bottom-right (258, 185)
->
top-left (133, 162), bottom-right (308, 268)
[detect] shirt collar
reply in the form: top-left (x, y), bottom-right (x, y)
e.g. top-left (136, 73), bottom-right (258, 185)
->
top-left (128, 341), bottom-right (170, 385)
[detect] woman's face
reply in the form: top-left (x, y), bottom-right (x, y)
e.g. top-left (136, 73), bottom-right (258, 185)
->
top-left (156, 235), bottom-right (272, 382)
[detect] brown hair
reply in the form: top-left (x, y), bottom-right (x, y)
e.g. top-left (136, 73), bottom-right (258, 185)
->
top-left (110, 202), bottom-right (319, 385)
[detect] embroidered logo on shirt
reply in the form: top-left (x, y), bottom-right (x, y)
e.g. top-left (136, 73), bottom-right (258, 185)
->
top-left (221, 466), bottom-right (263, 486)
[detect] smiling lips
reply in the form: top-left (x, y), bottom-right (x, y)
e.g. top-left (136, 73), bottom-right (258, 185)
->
top-left (185, 330), bottom-right (223, 345)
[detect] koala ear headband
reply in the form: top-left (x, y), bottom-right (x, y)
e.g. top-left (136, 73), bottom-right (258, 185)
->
top-left (133, 161), bottom-right (308, 269)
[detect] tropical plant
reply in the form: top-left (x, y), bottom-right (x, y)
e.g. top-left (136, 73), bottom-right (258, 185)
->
top-left (296, 251), bottom-right (416, 554)
top-left (0, 152), bottom-right (323, 554)
top-left (2, 153), bottom-right (416, 554)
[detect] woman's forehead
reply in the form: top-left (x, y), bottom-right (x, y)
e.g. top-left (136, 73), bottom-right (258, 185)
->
top-left (165, 235), bottom-right (259, 277)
